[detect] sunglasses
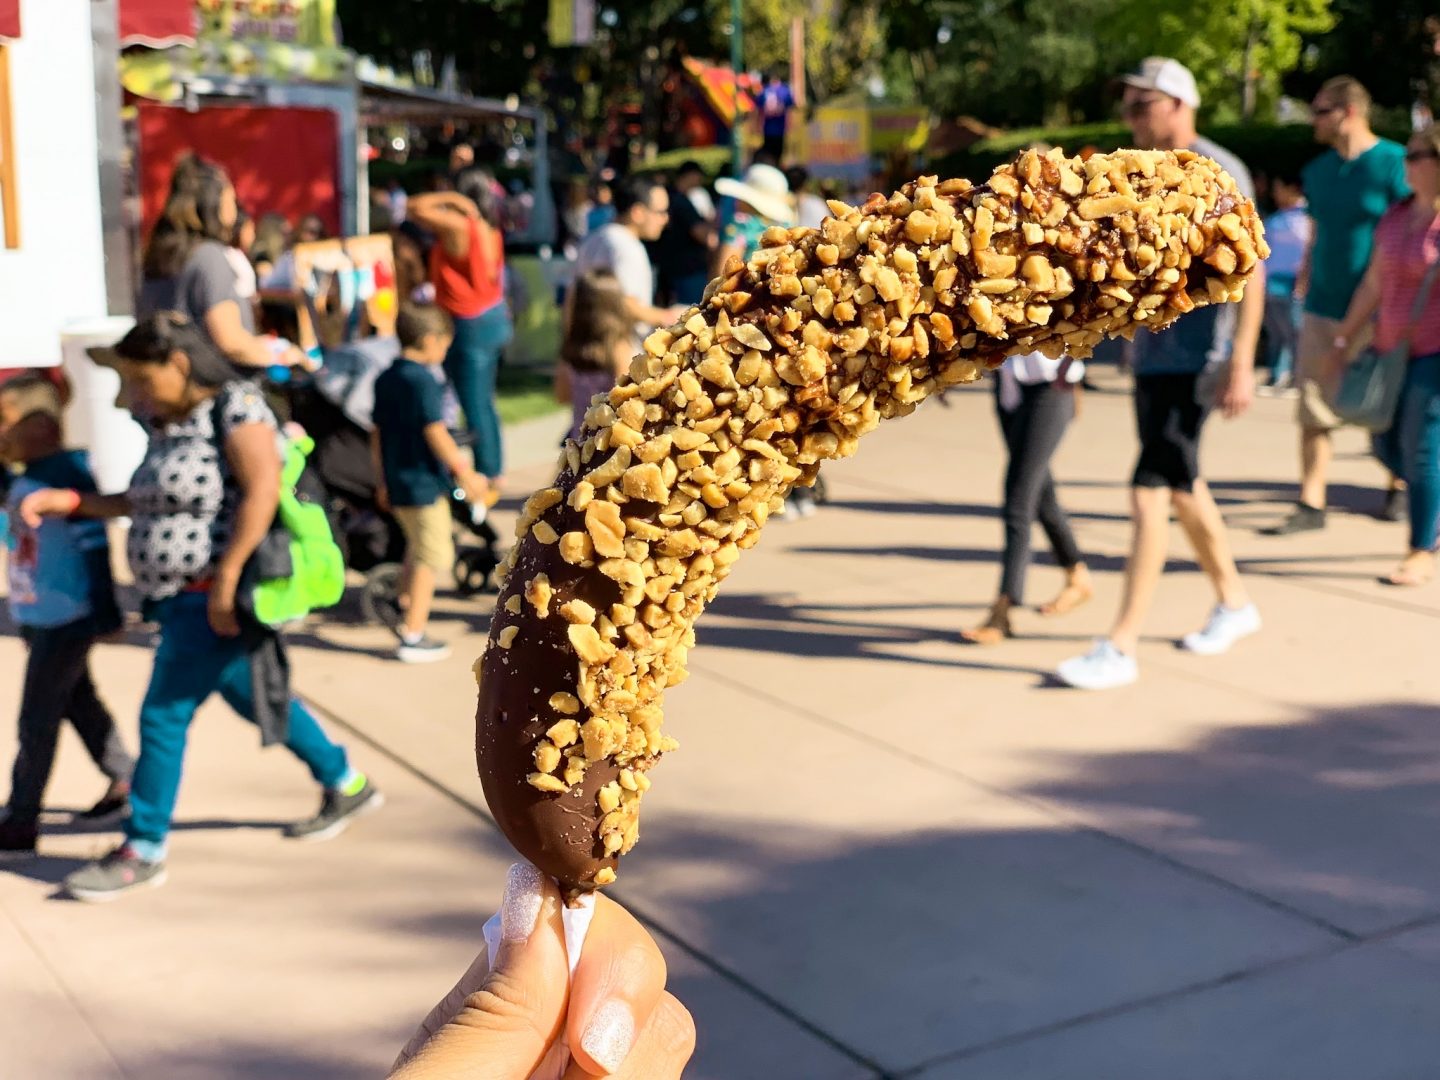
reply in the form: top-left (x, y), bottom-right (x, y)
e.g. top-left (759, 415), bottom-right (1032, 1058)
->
top-left (1121, 96), bottom-right (1168, 117)
top-left (1405, 149), bottom-right (1439, 163)
top-left (1311, 104), bottom-right (1343, 117)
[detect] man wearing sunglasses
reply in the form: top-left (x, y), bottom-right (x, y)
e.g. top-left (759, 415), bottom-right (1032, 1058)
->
top-left (1263, 77), bottom-right (1411, 536)
top-left (1057, 58), bottom-right (1265, 690)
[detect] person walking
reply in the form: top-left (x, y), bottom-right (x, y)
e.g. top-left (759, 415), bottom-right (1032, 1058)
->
top-left (658, 161), bottom-right (716, 307)
top-left (0, 376), bottom-right (134, 856)
top-left (555, 268), bottom-right (635, 444)
top-left (1265, 77), bottom-right (1412, 534)
top-left (758, 70), bottom-right (796, 163)
top-left (20, 314), bottom-right (380, 900)
top-left (140, 156), bottom-right (307, 370)
top-left (1057, 58), bottom-right (1265, 691)
top-left (1258, 172), bottom-right (1312, 392)
top-left (409, 168), bottom-right (513, 500)
top-left (961, 352), bottom-right (1093, 645)
top-left (1327, 125), bottom-right (1440, 586)
top-left (372, 305), bottom-right (489, 662)
top-left (573, 176), bottom-right (685, 357)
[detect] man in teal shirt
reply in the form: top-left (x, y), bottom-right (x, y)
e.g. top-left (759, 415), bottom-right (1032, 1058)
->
top-left (1265, 76), bottom-right (1411, 535)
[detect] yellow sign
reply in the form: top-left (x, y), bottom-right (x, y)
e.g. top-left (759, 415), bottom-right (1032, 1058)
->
top-left (789, 102), bottom-right (930, 180)
top-left (196, 0), bottom-right (338, 49)
top-left (548, 0), bottom-right (593, 47)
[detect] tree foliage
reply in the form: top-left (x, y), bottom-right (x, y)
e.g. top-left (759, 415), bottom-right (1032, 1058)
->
top-left (1102, 0), bottom-right (1335, 121)
top-left (338, 0), bottom-right (1436, 148)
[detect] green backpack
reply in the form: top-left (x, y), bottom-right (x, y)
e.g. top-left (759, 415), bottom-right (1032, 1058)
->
top-left (245, 432), bottom-right (347, 627)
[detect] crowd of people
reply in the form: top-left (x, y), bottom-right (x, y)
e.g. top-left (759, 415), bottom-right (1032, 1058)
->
top-left (0, 48), bottom-right (1438, 1078)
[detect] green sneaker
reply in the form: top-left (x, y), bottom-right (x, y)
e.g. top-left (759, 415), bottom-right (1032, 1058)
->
top-left (65, 844), bottom-right (167, 903)
top-left (283, 779), bottom-right (384, 842)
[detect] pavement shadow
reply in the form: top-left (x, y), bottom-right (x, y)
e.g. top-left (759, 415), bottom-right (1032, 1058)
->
top-left (586, 697), bottom-right (1440, 1076)
top-left (785, 543), bottom-right (1183, 575)
top-left (1211, 479), bottom-right (1388, 519)
top-left (822, 498), bottom-right (1131, 526)
top-left (698, 591), bottom-right (1057, 680)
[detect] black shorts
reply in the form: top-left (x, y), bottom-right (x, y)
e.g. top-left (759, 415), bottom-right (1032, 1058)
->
top-left (1133, 373), bottom-right (1209, 492)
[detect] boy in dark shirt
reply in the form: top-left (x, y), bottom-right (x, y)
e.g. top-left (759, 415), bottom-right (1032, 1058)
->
top-left (0, 374), bottom-right (134, 855)
top-left (371, 305), bottom-right (487, 663)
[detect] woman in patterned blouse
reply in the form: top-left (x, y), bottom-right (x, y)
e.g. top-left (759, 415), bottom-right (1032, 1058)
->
top-left (19, 313), bottom-right (381, 901)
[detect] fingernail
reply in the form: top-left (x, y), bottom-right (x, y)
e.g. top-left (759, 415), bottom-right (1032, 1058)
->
top-left (500, 861), bottom-right (545, 943)
top-left (581, 1000), bottom-right (636, 1073)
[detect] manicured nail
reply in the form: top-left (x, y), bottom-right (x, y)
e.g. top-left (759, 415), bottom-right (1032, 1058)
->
top-left (581, 1000), bottom-right (636, 1073)
top-left (500, 862), bottom-right (545, 943)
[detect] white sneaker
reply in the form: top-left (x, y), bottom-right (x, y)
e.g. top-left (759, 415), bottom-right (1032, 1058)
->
top-left (1056, 639), bottom-right (1139, 690)
top-left (1180, 604), bottom-right (1261, 655)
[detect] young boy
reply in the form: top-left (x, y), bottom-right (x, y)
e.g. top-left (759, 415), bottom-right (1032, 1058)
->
top-left (371, 305), bottom-right (488, 663)
top-left (1259, 172), bottom-right (1312, 392)
top-left (0, 374), bottom-right (134, 855)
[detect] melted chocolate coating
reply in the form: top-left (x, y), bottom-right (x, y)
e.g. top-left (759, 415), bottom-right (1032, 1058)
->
top-left (476, 464), bottom-right (625, 892)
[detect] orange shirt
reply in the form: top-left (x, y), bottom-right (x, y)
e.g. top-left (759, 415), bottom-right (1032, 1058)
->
top-left (431, 218), bottom-right (505, 319)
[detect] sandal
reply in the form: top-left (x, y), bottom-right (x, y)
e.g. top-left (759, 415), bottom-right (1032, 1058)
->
top-left (961, 599), bottom-right (1014, 646)
top-left (1382, 552), bottom-right (1435, 587)
top-left (1039, 566), bottom-right (1094, 617)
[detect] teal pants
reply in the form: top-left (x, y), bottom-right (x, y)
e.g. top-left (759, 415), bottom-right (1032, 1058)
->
top-left (125, 591), bottom-right (348, 845)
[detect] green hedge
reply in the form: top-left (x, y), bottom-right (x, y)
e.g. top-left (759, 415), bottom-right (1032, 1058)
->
top-left (931, 122), bottom-right (1412, 188)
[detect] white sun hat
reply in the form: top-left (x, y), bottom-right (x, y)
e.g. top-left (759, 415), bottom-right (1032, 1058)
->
top-left (714, 163), bottom-right (797, 226)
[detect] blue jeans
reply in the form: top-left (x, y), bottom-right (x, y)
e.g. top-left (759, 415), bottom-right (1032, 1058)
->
top-left (1263, 275), bottom-right (1301, 383)
top-left (1374, 352), bottom-right (1440, 552)
top-left (125, 592), bottom-right (349, 845)
top-left (443, 303), bottom-right (513, 479)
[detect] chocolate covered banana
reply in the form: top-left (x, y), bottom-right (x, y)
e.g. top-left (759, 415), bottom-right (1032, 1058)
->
top-left (475, 147), bottom-right (1267, 899)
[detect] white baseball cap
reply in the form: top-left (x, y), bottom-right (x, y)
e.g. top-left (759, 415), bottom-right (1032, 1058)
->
top-left (1120, 57), bottom-right (1201, 109)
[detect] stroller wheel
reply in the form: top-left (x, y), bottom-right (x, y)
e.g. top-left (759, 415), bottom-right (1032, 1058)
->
top-left (453, 546), bottom-right (499, 597)
top-left (360, 563), bottom-right (405, 630)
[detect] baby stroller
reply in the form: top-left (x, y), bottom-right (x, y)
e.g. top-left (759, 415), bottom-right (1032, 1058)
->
top-left (279, 337), bottom-right (502, 628)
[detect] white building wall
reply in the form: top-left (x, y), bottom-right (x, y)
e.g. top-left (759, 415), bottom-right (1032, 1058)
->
top-left (0, 0), bottom-right (108, 367)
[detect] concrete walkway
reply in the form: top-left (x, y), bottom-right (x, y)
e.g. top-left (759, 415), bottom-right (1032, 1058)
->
top-left (3, 372), bottom-right (1438, 1079)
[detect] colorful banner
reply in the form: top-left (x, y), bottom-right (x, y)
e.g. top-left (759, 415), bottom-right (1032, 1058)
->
top-left (788, 103), bottom-right (929, 180)
top-left (682, 56), bottom-right (759, 128)
top-left (196, 0), bottom-right (337, 49)
top-left (121, 39), bottom-right (352, 101)
top-left (797, 107), bottom-right (867, 179)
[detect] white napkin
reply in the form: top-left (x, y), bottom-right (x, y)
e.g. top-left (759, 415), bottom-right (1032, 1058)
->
top-left (481, 892), bottom-right (598, 1080)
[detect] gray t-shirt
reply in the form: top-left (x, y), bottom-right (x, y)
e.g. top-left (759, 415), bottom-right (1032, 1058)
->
top-left (138, 240), bottom-right (255, 336)
top-left (126, 381), bottom-right (276, 601)
top-left (574, 223), bottom-right (654, 349)
top-left (1131, 136), bottom-right (1255, 377)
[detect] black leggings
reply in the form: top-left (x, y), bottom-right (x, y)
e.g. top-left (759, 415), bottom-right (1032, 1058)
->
top-left (8, 621), bottom-right (133, 824)
top-left (995, 380), bottom-right (1084, 603)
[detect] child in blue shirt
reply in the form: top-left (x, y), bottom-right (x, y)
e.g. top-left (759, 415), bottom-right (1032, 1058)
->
top-left (0, 374), bottom-right (133, 855)
top-left (1261, 174), bottom-right (1313, 390)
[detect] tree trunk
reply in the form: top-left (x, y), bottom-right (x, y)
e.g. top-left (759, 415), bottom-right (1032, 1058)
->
top-left (1241, 17), bottom-right (1259, 121)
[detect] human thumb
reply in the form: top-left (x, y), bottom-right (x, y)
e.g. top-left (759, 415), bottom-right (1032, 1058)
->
top-left (391, 863), bottom-right (570, 1079)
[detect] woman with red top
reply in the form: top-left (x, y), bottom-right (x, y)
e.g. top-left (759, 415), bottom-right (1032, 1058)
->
top-left (1328, 124), bottom-right (1440, 586)
top-left (409, 169), bottom-right (512, 493)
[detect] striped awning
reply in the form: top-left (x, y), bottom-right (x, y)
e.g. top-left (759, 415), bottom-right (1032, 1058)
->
top-left (119, 0), bottom-right (196, 48)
